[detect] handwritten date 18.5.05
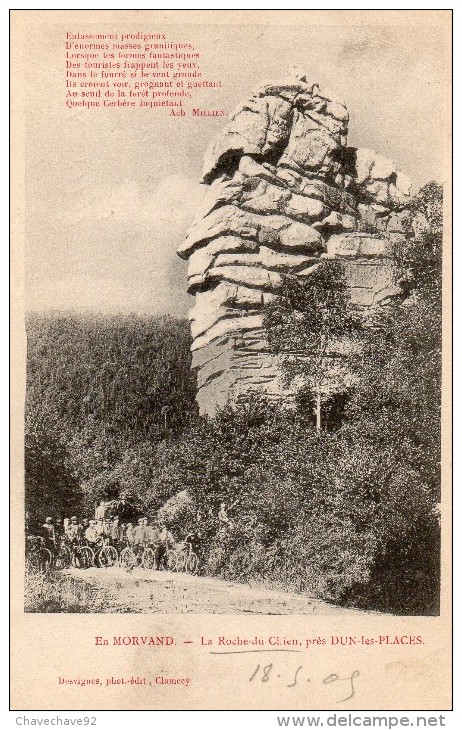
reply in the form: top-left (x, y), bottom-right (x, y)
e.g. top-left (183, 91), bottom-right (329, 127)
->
top-left (249, 663), bottom-right (360, 703)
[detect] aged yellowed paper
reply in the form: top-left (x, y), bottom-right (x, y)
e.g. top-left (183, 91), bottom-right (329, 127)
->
top-left (10, 9), bottom-right (452, 711)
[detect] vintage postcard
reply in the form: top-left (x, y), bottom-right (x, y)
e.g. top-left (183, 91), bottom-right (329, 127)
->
top-left (10, 9), bottom-right (452, 711)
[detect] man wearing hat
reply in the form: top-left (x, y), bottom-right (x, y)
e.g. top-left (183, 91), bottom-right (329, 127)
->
top-left (81, 518), bottom-right (89, 537)
top-left (95, 518), bottom-right (105, 536)
top-left (156, 522), bottom-right (174, 570)
top-left (42, 517), bottom-right (56, 549)
top-left (54, 517), bottom-right (64, 545)
top-left (134, 518), bottom-right (148, 546)
top-left (110, 516), bottom-right (123, 547)
top-left (125, 523), bottom-right (135, 545)
top-left (95, 499), bottom-right (107, 521)
top-left (85, 520), bottom-right (99, 545)
top-left (65, 516), bottom-right (80, 544)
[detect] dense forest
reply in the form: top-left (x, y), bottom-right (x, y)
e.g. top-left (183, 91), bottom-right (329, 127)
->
top-left (25, 182), bottom-right (443, 614)
top-left (25, 315), bottom-right (197, 521)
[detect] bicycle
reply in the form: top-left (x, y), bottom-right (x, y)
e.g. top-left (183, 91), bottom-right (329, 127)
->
top-left (26, 536), bottom-right (53, 572)
top-left (172, 541), bottom-right (199, 574)
top-left (119, 543), bottom-right (140, 570)
top-left (165, 547), bottom-right (177, 571)
top-left (54, 539), bottom-right (72, 570)
top-left (60, 542), bottom-right (95, 570)
top-left (97, 544), bottom-right (118, 568)
top-left (185, 544), bottom-right (199, 574)
top-left (120, 543), bottom-right (161, 571)
top-left (149, 540), bottom-right (176, 571)
top-left (140, 545), bottom-right (156, 570)
top-left (70, 542), bottom-right (95, 569)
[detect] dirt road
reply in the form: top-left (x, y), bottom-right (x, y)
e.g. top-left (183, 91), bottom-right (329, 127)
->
top-left (65, 566), bottom-right (372, 614)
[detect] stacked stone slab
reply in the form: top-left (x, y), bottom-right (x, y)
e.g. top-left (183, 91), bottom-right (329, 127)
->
top-left (177, 73), bottom-right (413, 416)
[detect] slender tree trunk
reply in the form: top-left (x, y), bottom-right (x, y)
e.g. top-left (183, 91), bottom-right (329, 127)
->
top-left (314, 335), bottom-right (327, 432)
top-left (315, 386), bottom-right (321, 432)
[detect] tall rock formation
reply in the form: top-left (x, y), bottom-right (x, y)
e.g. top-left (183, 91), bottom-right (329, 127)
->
top-left (178, 72), bottom-right (413, 415)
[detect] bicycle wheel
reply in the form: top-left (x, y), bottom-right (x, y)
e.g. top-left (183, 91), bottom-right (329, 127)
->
top-left (97, 545), bottom-right (118, 568)
top-left (175, 549), bottom-right (187, 572)
top-left (70, 545), bottom-right (82, 568)
top-left (28, 550), bottom-right (43, 572)
top-left (166, 549), bottom-right (177, 571)
top-left (120, 546), bottom-right (138, 570)
top-left (36, 547), bottom-right (52, 572)
top-left (141, 547), bottom-right (156, 570)
top-left (186, 552), bottom-right (199, 574)
top-left (77, 546), bottom-right (95, 569)
top-left (55, 544), bottom-right (72, 570)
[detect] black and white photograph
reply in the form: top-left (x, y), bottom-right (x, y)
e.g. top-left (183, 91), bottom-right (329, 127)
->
top-left (10, 8), bottom-right (452, 712)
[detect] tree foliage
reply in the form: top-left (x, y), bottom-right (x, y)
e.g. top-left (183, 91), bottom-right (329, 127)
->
top-left (25, 426), bottom-right (81, 532)
top-left (25, 314), bottom-right (197, 523)
top-left (24, 183), bottom-right (443, 615)
top-left (263, 260), bottom-right (361, 429)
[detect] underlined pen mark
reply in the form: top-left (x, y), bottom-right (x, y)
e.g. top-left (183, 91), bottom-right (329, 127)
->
top-left (210, 649), bottom-right (303, 655)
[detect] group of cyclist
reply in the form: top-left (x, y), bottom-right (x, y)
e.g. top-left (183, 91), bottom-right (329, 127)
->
top-left (42, 514), bottom-right (174, 551)
top-left (28, 498), bottom-right (235, 573)
top-left (31, 498), bottom-right (204, 572)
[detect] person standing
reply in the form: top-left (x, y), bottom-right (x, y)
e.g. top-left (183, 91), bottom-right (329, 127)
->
top-left (54, 517), bottom-right (64, 545)
top-left (218, 502), bottom-right (230, 527)
top-left (95, 500), bottom-right (107, 521)
top-left (157, 523), bottom-right (174, 569)
top-left (111, 517), bottom-right (122, 546)
top-left (80, 518), bottom-right (89, 539)
top-left (125, 523), bottom-right (135, 545)
top-left (42, 517), bottom-right (56, 550)
top-left (134, 518), bottom-right (147, 546)
top-left (84, 520), bottom-right (99, 546)
top-left (95, 518), bottom-right (105, 537)
top-left (65, 516), bottom-right (80, 544)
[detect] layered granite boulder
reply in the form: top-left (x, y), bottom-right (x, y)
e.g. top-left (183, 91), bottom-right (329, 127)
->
top-left (177, 73), bottom-right (413, 415)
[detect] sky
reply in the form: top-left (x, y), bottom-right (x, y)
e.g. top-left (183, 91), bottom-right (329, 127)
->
top-left (24, 12), bottom-right (449, 317)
